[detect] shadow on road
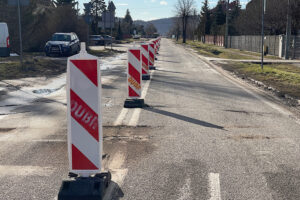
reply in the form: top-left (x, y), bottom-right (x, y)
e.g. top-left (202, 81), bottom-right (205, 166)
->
top-left (160, 60), bottom-right (181, 64)
top-left (106, 181), bottom-right (124, 200)
top-left (144, 107), bottom-right (224, 130)
top-left (156, 69), bottom-right (184, 74)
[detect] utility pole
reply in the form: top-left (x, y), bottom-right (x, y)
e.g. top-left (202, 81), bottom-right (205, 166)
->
top-left (110, 9), bottom-right (113, 50)
top-left (225, 0), bottom-right (229, 48)
top-left (261, 0), bottom-right (265, 70)
top-left (285, 0), bottom-right (291, 60)
top-left (17, 0), bottom-right (24, 70)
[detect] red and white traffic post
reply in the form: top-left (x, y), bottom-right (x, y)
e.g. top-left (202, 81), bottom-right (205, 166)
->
top-left (124, 46), bottom-right (145, 108)
top-left (58, 43), bottom-right (111, 200)
top-left (149, 42), bottom-right (156, 70)
top-left (141, 43), bottom-right (150, 80)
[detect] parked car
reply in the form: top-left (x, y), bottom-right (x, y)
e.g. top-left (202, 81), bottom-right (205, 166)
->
top-left (133, 35), bottom-right (141, 39)
top-left (0, 22), bottom-right (10, 57)
top-left (103, 35), bottom-right (115, 45)
top-left (89, 35), bottom-right (105, 45)
top-left (44, 32), bottom-right (80, 56)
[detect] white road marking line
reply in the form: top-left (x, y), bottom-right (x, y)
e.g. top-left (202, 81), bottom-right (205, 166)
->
top-left (178, 178), bottom-right (191, 200)
top-left (141, 71), bottom-right (154, 99)
top-left (128, 108), bottom-right (142, 126)
top-left (114, 71), bottom-right (154, 127)
top-left (128, 71), bottom-right (154, 127)
top-left (113, 108), bottom-right (129, 126)
top-left (209, 173), bottom-right (221, 200)
top-left (0, 165), bottom-right (55, 177)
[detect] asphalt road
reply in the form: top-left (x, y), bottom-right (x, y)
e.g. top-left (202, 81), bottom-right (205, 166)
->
top-left (0, 39), bottom-right (300, 200)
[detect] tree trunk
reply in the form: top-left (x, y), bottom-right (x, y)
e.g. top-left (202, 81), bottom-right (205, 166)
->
top-left (182, 16), bottom-right (187, 43)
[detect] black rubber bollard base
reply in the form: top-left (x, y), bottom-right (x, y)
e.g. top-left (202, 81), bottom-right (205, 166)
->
top-left (149, 66), bottom-right (156, 70)
top-left (58, 173), bottom-right (111, 200)
top-left (124, 99), bottom-right (144, 108)
top-left (142, 74), bottom-right (150, 80)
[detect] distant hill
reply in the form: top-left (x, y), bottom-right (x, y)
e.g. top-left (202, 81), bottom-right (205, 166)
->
top-left (134, 17), bottom-right (176, 36)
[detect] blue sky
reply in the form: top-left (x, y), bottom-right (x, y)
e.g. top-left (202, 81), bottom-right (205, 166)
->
top-left (78, 0), bottom-right (250, 21)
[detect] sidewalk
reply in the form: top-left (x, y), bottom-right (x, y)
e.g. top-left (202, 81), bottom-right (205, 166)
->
top-left (206, 57), bottom-right (300, 64)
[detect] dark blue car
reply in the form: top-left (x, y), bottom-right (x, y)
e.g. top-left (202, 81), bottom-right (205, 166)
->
top-left (45, 33), bottom-right (80, 57)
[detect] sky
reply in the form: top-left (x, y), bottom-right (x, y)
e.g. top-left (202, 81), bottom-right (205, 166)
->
top-left (78, 0), bottom-right (250, 21)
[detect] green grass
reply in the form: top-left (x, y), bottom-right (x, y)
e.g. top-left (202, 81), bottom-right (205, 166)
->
top-left (177, 40), bottom-right (280, 60)
top-left (221, 62), bottom-right (300, 99)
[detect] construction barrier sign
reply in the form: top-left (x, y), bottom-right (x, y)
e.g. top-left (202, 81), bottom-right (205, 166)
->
top-left (128, 47), bottom-right (142, 98)
top-left (141, 43), bottom-right (150, 76)
top-left (149, 43), bottom-right (155, 67)
top-left (67, 45), bottom-right (102, 176)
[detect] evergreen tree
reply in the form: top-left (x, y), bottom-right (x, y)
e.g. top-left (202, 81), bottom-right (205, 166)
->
top-left (90, 0), bottom-right (106, 34)
top-left (123, 9), bottom-right (133, 34)
top-left (124, 9), bottom-right (133, 25)
top-left (55, 0), bottom-right (78, 9)
top-left (198, 0), bottom-right (211, 36)
top-left (211, 0), bottom-right (226, 35)
top-left (116, 19), bottom-right (123, 40)
top-left (228, 0), bottom-right (241, 35)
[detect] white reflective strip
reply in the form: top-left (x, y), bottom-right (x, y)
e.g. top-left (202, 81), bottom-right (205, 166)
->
top-left (129, 52), bottom-right (141, 72)
top-left (70, 62), bottom-right (98, 113)
top-left (149, 45), bottom-right (154, 54)
top-left (71, 118), bottom-right (100, 168)
top-left (141, 47), bottom-right (149, 59)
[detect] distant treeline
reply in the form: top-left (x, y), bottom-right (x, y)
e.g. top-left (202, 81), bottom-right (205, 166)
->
top-left (0, 0), bottom-right (87, 52)
top-left (170, 0), bottom-right (300, 42)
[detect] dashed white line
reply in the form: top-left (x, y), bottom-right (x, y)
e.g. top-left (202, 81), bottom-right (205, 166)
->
top-left (209, 173), bottom-right (221, 200)
top-left (178, 178), bottom-right (191, 200)
top-left (114, 71), bottom-right (154, 127)
top-left (141, 71), bottom-right (154, 99)
top-left (128, 71), bottom-right (154, 126)
top-left (113, 108), bottom-right (129, 126)
top-left (128, 108), bottom-right (141, 126)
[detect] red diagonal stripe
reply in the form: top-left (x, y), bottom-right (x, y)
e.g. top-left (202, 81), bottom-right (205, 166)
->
top-left (129, 62), bottom-right (141, 83)
top-left (72, 144), bottom-right (98, 170)
top-left (150, 44), bottom-right (155, 48)
top-left (142, 69), bottom-right (147, 74)
top-left (71, 60), bottom-right (98, 86)
top-left (142, 55), bottom-right (148, 67)
top-left (141, 45), bottom-right (148, 51)
top-left (129, 49), bottom-right (141, 61)
top-left (129, 86), bottom-right (139, 97)
top-left (70, 90), bottom-right (99, 141)
top-left (149, 51), bottom-right (154, 59)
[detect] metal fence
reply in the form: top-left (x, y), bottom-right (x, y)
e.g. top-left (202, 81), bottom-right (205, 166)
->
top-left (228, 35), bottom-right (279, 55)
top-left (203, 35), bottom-right (300, 59)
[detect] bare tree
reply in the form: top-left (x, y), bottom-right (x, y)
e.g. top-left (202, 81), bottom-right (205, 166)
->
top-left (174, 0), bottom-right (195, 43)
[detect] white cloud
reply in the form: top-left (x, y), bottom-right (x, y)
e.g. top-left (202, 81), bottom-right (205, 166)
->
top-left (160, 0), bottom-right (167, 5)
